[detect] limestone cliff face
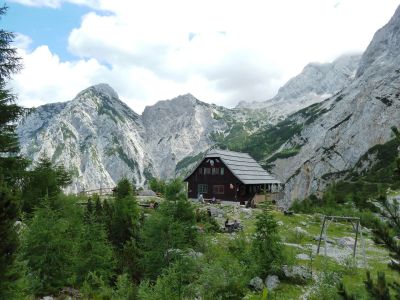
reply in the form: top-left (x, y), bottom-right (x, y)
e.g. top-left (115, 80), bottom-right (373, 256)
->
top-left (236, 54), bottom-right (361, 122)
top-left (268, 5), bottom-right (400, 206)
top-left (17, 88), bottom-right (237, 191)
top-left (17, 5), bottom-right (400, 199)
top-left (18, 84), bottom-right (153, 193)
top-left (141, 94), bottom-right (229, 178)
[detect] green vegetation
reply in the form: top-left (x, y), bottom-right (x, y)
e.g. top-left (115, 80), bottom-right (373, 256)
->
top-left (175, 151), bottom-right (205, 174)
top-left (266, 146), bottom-right (301, 163)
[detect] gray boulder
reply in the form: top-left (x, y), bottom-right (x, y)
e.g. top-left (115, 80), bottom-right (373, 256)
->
top-left (138, 189), bottom-right (157, 196)
top-left (249, 277), bottom-right (264, 291)
top-left (282, 265), bottom-right (311, 281)
top-left (265, 275), bottom-right (280, 290)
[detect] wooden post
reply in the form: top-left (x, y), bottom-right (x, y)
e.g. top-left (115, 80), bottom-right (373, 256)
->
top-left (264, 183), bottom-right (267, 202)
top-left (317, 216), bottom-right (326, 255)
top-left (353, 220), bottom-right (359, 258)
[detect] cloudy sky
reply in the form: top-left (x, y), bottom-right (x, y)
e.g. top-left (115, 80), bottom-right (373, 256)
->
top-left (4, 0), bottom-right (400, 113)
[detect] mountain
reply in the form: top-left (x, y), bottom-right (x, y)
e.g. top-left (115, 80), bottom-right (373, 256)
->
top-left (18, 84), bottom-right (154, 193)
top-left (17, 5), bottom-right (400, 200)
top-left (141, 94), bottom-right (231, 178)
top-left (17, 87), bottom-right (251, 192)
top-left (236, 54), bottom-right (361, 121)
top-left (259, 5), bottom-right (400, 206)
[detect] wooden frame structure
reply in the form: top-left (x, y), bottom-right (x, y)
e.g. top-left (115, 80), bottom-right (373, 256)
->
top-left (316, 215), bottom-right (366, 264)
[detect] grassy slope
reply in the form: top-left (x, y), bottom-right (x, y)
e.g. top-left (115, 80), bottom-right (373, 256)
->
top-left (190, 203), bottom-right (396, 299)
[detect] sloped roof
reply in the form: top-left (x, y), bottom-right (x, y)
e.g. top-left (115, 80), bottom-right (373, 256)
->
top-left (185, 149), bottom-right (281, 185)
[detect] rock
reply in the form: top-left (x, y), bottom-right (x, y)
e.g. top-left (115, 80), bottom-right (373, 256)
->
top-left (236, 55), bottom-right (361, 121)
top-left (164, 248), bottom-right (183, 258)
top-left (265, 275), bottom-right (280, 290)
top-left (249, 277), bottom-right (264, 291)
top-left (240, 208), bottom-right (253, 215)
top-left (293, 226), bottom-right (308, 235)
top-left (337, 237), bottom-right (355, 247)
top-left (138, 189), bottom-right (157, 196)
top-left (314, 236), bottom-right (334, 244)
top-left (186, 249), bottom-right (204, 259)
top-left (209, 207), bottom-right (224, 217)
top-left (296, 253), bottom-right (311, 260)
top-left (282, 265), bottom-right (311, 281)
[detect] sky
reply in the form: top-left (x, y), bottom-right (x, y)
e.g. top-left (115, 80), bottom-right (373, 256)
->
top-left (3, 0), bottom-right (400, 114)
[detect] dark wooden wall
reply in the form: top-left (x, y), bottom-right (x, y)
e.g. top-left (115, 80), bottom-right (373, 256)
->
top-left (185, 157), bottom-right (241, 201)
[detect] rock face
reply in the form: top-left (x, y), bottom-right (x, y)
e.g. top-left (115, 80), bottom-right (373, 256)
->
top-left (17, 5), bottom-right (400, 200)
top-left (17, 87), bottom-right (237, 192)
top-left (18, 84), bottom-right (153, 193)
top-left (236, 54), bottom-right (361, 121)
top-left (141, 94), bottom-right (228, 178)
top-left (268, 5), bottom-right (400, 205)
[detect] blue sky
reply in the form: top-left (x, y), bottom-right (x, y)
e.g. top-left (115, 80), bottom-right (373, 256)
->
top-left (3, 2), bottom-right (92, 60)
top-left (4, 0), bottom-right (400, 113)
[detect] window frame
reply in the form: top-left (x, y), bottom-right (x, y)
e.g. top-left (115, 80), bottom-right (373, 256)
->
top-left (213, 185), bottom-right (225, 195)
top-left (198, 184), bottom-right (208, 194)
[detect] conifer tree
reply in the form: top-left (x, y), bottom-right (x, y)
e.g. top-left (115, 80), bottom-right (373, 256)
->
top-left (0, 6), bottom-right (27, 298)
top-left (21, 155), bottom-right (72, 213)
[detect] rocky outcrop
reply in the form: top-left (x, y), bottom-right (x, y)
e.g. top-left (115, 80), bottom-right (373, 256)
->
top-left (268, 5), bottom-right (400, 205)
top-left (236, 54), bottom-right (361, 122)
top-left (18, 84), bottom-right (153, 193)
top-left (141, 94), bottom-right (228, 178)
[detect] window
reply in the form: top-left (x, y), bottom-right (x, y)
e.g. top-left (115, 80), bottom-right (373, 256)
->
top-left (220, 167), bottom-right (224, 175)
top-left (198, 184), bottom-right (208, 194)
top-left (198, 168), bottom-right (203, 175)
top-left (212, 167), bottom-right (219, 175)
top-left (213, 185), bottom-right (224, 194)
top-left (204, 168), bottom-right (211, 175)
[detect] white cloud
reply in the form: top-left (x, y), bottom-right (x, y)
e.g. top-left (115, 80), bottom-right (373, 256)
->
top-left (9, 0), bottom-right (100, 9)
top-left (13, 33), bottom-right (32, 50)
top-left (9, 0), bottom-right (400, 113)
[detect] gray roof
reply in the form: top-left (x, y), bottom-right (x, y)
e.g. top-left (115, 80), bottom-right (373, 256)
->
top-left (186, 149), bottom-right (281, 185)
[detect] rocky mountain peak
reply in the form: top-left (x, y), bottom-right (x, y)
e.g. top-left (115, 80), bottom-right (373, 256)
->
top-left (356, 4), bottom-right (400, 78)
top-left (77, 83), bottom-right (120, 101)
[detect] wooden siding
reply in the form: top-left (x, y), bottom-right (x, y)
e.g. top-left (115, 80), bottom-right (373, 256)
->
top-left (186, 157), bottom-right (241, 201)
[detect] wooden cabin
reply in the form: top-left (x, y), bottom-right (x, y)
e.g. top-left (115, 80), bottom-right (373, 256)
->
top-left (184, 149), bottom-right (284, 204)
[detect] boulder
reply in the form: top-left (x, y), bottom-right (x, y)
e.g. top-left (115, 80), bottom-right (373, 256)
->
top-left (282, 265), bottom-right (311, 281)
top-left (138, 189), bottom-right (157, 196)
top-left (296, 253), bottom-right (311, 260)
top-left (265, 275), bottom-right (280, 290)
top-left (249, 277), bottom-right (264, 291)
top-left (293, 226), bottom-right (308, 235)
top-left (337, 237), bottom-right (355, 247)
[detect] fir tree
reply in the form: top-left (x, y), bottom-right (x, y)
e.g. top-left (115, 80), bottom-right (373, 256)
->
top-left (252, 202), bottom-right (284, 276)
top-left (0, 183), bottom-right (20, 298)
top-left (21, 155), bottom-right (72, 213)
top-left (0, 6), bottom-right (28, 298)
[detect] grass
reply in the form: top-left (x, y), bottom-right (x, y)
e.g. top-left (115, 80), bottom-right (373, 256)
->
top-left (188, 202), bottom-right (396, 299)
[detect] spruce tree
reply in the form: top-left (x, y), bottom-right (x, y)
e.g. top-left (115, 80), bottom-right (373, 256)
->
top-left (0, 6), bottom-right (28, 298)
top-left (21, 155), bottom-right (72, 213)
top-left (0, 6), bottom-right (27, 186)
